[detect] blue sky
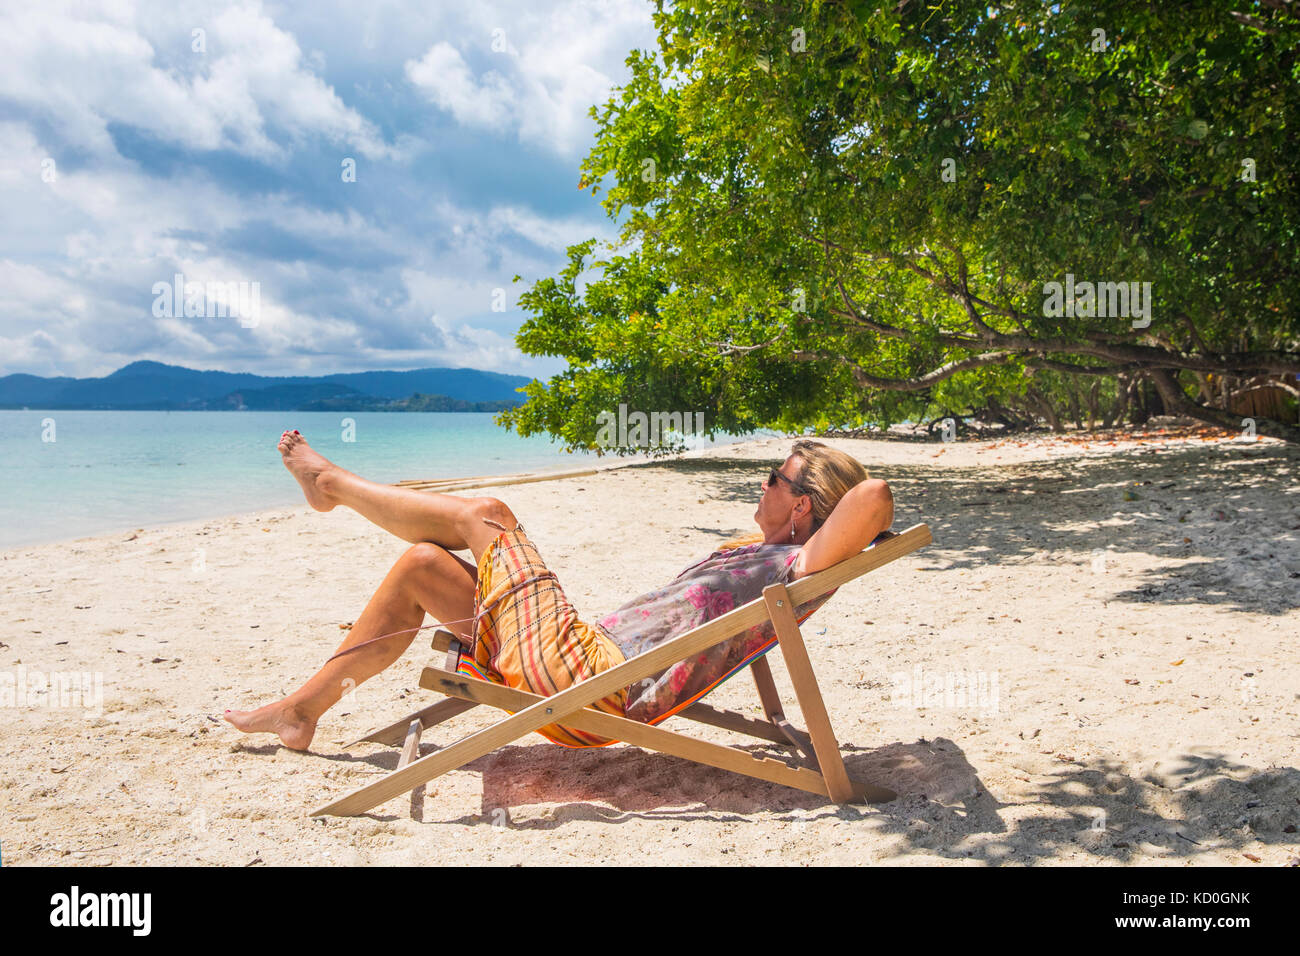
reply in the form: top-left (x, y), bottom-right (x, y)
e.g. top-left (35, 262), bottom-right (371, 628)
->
top-left (0, 0), bottom-right (659, 379)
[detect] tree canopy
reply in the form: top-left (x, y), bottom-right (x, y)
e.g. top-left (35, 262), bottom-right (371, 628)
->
top-left (500, 0), bottom-right (1299, 450)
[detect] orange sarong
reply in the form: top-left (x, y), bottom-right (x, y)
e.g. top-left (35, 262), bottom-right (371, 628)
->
top-left (460, 520), bottom-right (628, 747)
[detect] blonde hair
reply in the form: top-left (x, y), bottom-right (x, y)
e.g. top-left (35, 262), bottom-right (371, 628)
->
top-left (717, 440), bottom-right (869, 550)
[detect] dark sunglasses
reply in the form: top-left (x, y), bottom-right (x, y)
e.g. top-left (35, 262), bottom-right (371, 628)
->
top-left (766, 467), bottom-right (807, 495)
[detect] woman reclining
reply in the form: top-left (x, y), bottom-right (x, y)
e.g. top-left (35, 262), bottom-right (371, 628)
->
top-left (224, 433), bottom-right (893, 749)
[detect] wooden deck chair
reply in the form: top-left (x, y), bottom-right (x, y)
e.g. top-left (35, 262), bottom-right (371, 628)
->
top-left (312, 522), bottom-right (932, 817)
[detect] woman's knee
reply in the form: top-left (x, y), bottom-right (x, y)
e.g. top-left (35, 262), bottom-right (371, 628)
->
top-left (393, 542), bottom-right (476, 619)
top-left (399, 541), bottom-right (456, 575)
top-left (468, 496), bottom-right (517, 531)
top-left (397, 541), bottom-right (475, 590)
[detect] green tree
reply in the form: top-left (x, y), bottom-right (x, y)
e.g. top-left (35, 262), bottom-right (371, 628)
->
top-left (501, 0), bottom-right (1299, 450)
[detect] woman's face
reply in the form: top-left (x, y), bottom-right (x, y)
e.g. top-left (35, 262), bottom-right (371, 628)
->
top-left (754, 454), bottom-right (807, 536)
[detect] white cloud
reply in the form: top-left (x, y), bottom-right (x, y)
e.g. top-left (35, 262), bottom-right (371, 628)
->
top-left (428, 314), bottom-right (526, 371)
top-left (0, 126), bottom-right (583, 377)
top-left (404, 43), bottom-right (515, 130)
top-left (0, 0), bottom-right (394, 161)
top-left (486, 204), bottom-right (611, 253)
top-left (404, 0), bottom-right (654, 156)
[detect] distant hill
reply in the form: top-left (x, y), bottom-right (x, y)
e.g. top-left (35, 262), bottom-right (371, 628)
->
top-left (297, 391), bottom-right (522, 413)
top-left (0, 361), bottom-right (531, 411)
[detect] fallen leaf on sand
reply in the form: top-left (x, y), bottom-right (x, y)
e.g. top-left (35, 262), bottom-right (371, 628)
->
top-left (1124, 678), bottom-right (1140, 685)
top-left (1170, 659), bottom-right (1184, 666)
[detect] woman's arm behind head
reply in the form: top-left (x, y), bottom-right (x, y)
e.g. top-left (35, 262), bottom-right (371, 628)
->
top-left (788, 478), bottom-right (894, 581)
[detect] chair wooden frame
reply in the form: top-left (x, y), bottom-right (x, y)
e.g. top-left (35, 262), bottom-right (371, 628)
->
top-left (312, 523), bottom-right (932, 817)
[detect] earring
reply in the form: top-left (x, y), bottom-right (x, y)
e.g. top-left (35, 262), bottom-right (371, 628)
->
top-left (790, 520), bottom-right (796, 542)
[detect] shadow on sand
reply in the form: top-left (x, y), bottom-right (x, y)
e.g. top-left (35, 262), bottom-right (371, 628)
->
top-left (622, 441), bottom-right (1299, 614)
top-left (323, 733), bottom-right (1297, 863)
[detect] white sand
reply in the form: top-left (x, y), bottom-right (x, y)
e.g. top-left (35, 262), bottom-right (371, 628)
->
top-left (2, 426), bottom-right (1297, 866)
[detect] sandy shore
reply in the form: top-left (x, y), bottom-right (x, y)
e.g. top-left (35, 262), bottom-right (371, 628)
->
top-left (2, 425), bottom-right (1297, 866)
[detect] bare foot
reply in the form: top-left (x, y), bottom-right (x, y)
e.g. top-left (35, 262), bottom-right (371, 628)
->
top-left (224, 701), bottom-right (317, 751)
top-left (278, 430), bottom-right (337, 512)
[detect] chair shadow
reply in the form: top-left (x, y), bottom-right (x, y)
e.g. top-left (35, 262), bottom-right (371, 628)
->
top-left (458, 738), bottom-right (912, 827)
top-left (326, 730), bottom-right (982, 827)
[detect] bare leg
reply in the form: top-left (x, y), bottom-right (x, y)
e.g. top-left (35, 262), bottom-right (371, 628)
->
top-left (224, 542), bottom-right (477, 750)
top-left (277, 429), bottom-right (517, 563)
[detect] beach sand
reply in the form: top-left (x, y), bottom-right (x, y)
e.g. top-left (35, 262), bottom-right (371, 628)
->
top-left (2, 426), bottom-right (1297, 866)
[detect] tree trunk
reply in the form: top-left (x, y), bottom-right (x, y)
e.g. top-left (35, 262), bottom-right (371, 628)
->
top-left (1007, 396), bottom-right (1033, 428)
top-left (1103, 372), bottom-right (1129, 428)
top-left (1085, 379), bottom-right (1101, 430)
top-left (981, 396), bottom-right (1012, 427)
top-left (1026, 386), bottom-right (1064, 433)
top-left (1148, 368), bottom-right (1300, 442)
top-left (1129, 375), bottom-right (1150, 425)
top-left (1064, 378), bottom-right (1082, 430)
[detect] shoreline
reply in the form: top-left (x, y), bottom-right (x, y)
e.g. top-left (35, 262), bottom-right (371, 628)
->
top-left (0, 427), bottom-right (785, 554)
top-left (0, 446), bottom-right (664, 555)
top-left (2, 420), bottom-right (1269, 556)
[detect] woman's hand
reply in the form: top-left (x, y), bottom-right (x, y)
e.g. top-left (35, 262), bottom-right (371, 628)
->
top-left (790, 479), bottom-right (894, 580)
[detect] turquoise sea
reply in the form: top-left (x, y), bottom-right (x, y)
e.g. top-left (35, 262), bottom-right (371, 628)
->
top-left (0, 410), bottom-right (763, 550)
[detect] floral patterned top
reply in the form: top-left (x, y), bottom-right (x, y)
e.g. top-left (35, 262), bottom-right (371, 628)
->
top-left (595, 543), bottom-right (838, 724)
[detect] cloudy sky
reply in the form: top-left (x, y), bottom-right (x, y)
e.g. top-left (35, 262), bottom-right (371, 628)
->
top-left (0, 0), bottom-right (658, 379)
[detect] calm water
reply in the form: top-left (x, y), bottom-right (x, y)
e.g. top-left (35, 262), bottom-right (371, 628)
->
top-left (0, 411), bottom-right (762, 549)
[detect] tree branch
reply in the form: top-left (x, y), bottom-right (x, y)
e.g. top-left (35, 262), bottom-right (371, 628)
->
top-left (788, 349), bottom-right (1016, 390)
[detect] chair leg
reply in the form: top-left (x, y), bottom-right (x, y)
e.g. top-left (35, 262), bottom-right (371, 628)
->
top-left (675, 701), bottom-right (793, 745)
top-left (346, 697), bottom-right (478, 748)
top-left (398, 719), bottom-right (425, 819)
top-left (398, 719), bottom-right (422, 768)
top-left (749, 654), bottom-right (784, 722)
top-left (749, 656), bottom-right (818, 767)
top-left (762, 583), bottom-right (857, 803)
top-left (347, 637), bottom-right (475, 749)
